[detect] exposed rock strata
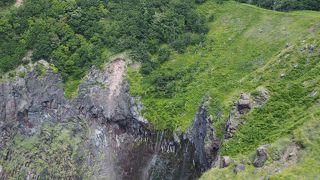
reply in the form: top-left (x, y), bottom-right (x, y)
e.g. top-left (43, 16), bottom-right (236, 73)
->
top-left (0, 59), bottom-right (218, 179)
top-left (0, 59), bottom-right (149, 179)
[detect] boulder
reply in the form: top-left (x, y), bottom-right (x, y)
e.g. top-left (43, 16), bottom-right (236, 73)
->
top-left (221, 156), bottom-right (231, 168)
top-left (234, 163), bottom-right (245, 173)
top-left (225, 106), bottom-right (240, 139)
top-left (253, 145), bottom-right (268, 167)
top-left (237, 93), bottom-right (251, 114)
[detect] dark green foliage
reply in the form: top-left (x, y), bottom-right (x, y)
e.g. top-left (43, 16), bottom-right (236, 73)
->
top-left (0, 0), bottom-right (107, 82)
top-left (106, 0), bottom-right (208, 65)
top-left (149, 62), bottom-right (205, 98)
top-left (0, 0), bottom-right (14, 7)
top-left (158, 47), bottom-right (171, 63)
top-left (1, 0), bottom-right (208, 83)
top-left (237, 0), bottom-right (320, 11)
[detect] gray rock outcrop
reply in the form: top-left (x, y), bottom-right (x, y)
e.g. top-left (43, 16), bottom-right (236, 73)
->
top-left (221, 156), bottom-right (232, 168)
top-left (187, 101), bottom-right (220, 172)
top-left (225, 93), bottom-right (251, 139)
top-left (253, 145), bottom-right (269, 167)
top-left (0, 59), bottom-right (218, 180)
top-left (0, 59), bottom-right (150, 179)
top-left (234, 163), bottom-right (245, 173)
top-left (253, 87), bottom-right (269, 107)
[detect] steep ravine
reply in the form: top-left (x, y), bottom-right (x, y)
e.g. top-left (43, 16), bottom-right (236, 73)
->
top-left (0, 59), bottom-right (219, 179)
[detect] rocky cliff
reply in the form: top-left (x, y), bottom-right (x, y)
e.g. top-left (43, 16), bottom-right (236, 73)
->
top-left (0, 59), bottom-right (219, 179)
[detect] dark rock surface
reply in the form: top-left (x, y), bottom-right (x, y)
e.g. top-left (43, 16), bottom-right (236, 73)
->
top-left (186, 101), bottom-right (220, 172)
top-left (0, 60), bottom-right (150, 179)
top-left (0, 59), bottom-right (218, 180)
top-left (253, 145), bottom-right (269, 168)
top-left (237, 93), bottom-right (251, 114)
top-left (144, 101), bottom-right (220, 180)
top-left (225, 92), bottom-right (252, 139)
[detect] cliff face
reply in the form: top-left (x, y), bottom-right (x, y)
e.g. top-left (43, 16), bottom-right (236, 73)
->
top-left (0, 59), bottom-right (151, 179)
top-left (0, 59), bottom-right (217, 179)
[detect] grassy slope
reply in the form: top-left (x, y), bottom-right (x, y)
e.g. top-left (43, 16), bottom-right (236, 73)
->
top-left (129, 1), bottom-right (320, 178)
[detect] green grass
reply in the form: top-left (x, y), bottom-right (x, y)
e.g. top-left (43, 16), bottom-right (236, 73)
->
top-left (64, 78), bottom-right (82, 99)
top-left (128, 0), bottom-right (320, 130)
top-left (273, 118), bottom-right (320, 179)
top-left (128, 1), bottom-right (320, 177)
top-left (201, 117), bottom-right (320, 180)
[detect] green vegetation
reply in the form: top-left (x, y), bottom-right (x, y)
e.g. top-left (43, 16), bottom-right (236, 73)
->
top-left (0, 0), bottom-right (208, 97)
top-left (236, 0), bottom-right (320, 11)
top-left (273, 118), bottom-right (320, 179)
top-left (0, 119), bottom-right (89, 179)
top-left (128, 1), bottom-right (320, 133)
top-left (201, 118), bottom-right (320, 179)
top-left (0, 0), bottom-right (14, 7)
top-left (128, 2), bottom-right (320, 178)
top-left (1, 0), bottom-right (320, 178)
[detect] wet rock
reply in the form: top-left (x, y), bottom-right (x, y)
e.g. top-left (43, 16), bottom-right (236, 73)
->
top-left (187, 100), bottom-right (220, 172)
top-left (253, 145), bottom-right (269, 167)
top-left (145, 101), bottom-right (221, 179)
top-left (234, 163), bottom-right (245, 173)
top-left (221, 156), bottom-right (231, 168)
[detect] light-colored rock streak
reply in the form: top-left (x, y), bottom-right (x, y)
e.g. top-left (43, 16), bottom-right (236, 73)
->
top-left (106, 59), bottom-right (126, 101)
top-left (15, 0), bottom-right (23, 7)
top-left (104, 59), bottom-right (127, 119)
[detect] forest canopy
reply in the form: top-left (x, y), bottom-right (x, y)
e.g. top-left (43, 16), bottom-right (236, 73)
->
top-left (0, 0), bottom-right (208, 81)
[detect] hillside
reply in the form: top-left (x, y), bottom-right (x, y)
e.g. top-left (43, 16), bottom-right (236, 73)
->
top-left (0, 0), bottom-right (320, 179)
top-left (128, 1), bottom-right (320, 178)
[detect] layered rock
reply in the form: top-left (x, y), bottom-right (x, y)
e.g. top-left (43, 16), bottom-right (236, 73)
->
top-left (186, 101), bottom-right (220, 172)
top-left (0, 59), bottom-right (150, 179)
top-left (0, 59), bottom-right (218, 180)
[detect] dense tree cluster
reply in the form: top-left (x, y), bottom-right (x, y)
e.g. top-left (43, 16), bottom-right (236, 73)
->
top-left (0, 0), bottom-right (208, 81)
top-left (105, 0), bottom-right (209, 74)
top-left (1, 0), bottom-right (107, 80)
top-left (0, 0), bottom-right (15, 7)
top-left (236, 0), bottom-right (320, 11)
